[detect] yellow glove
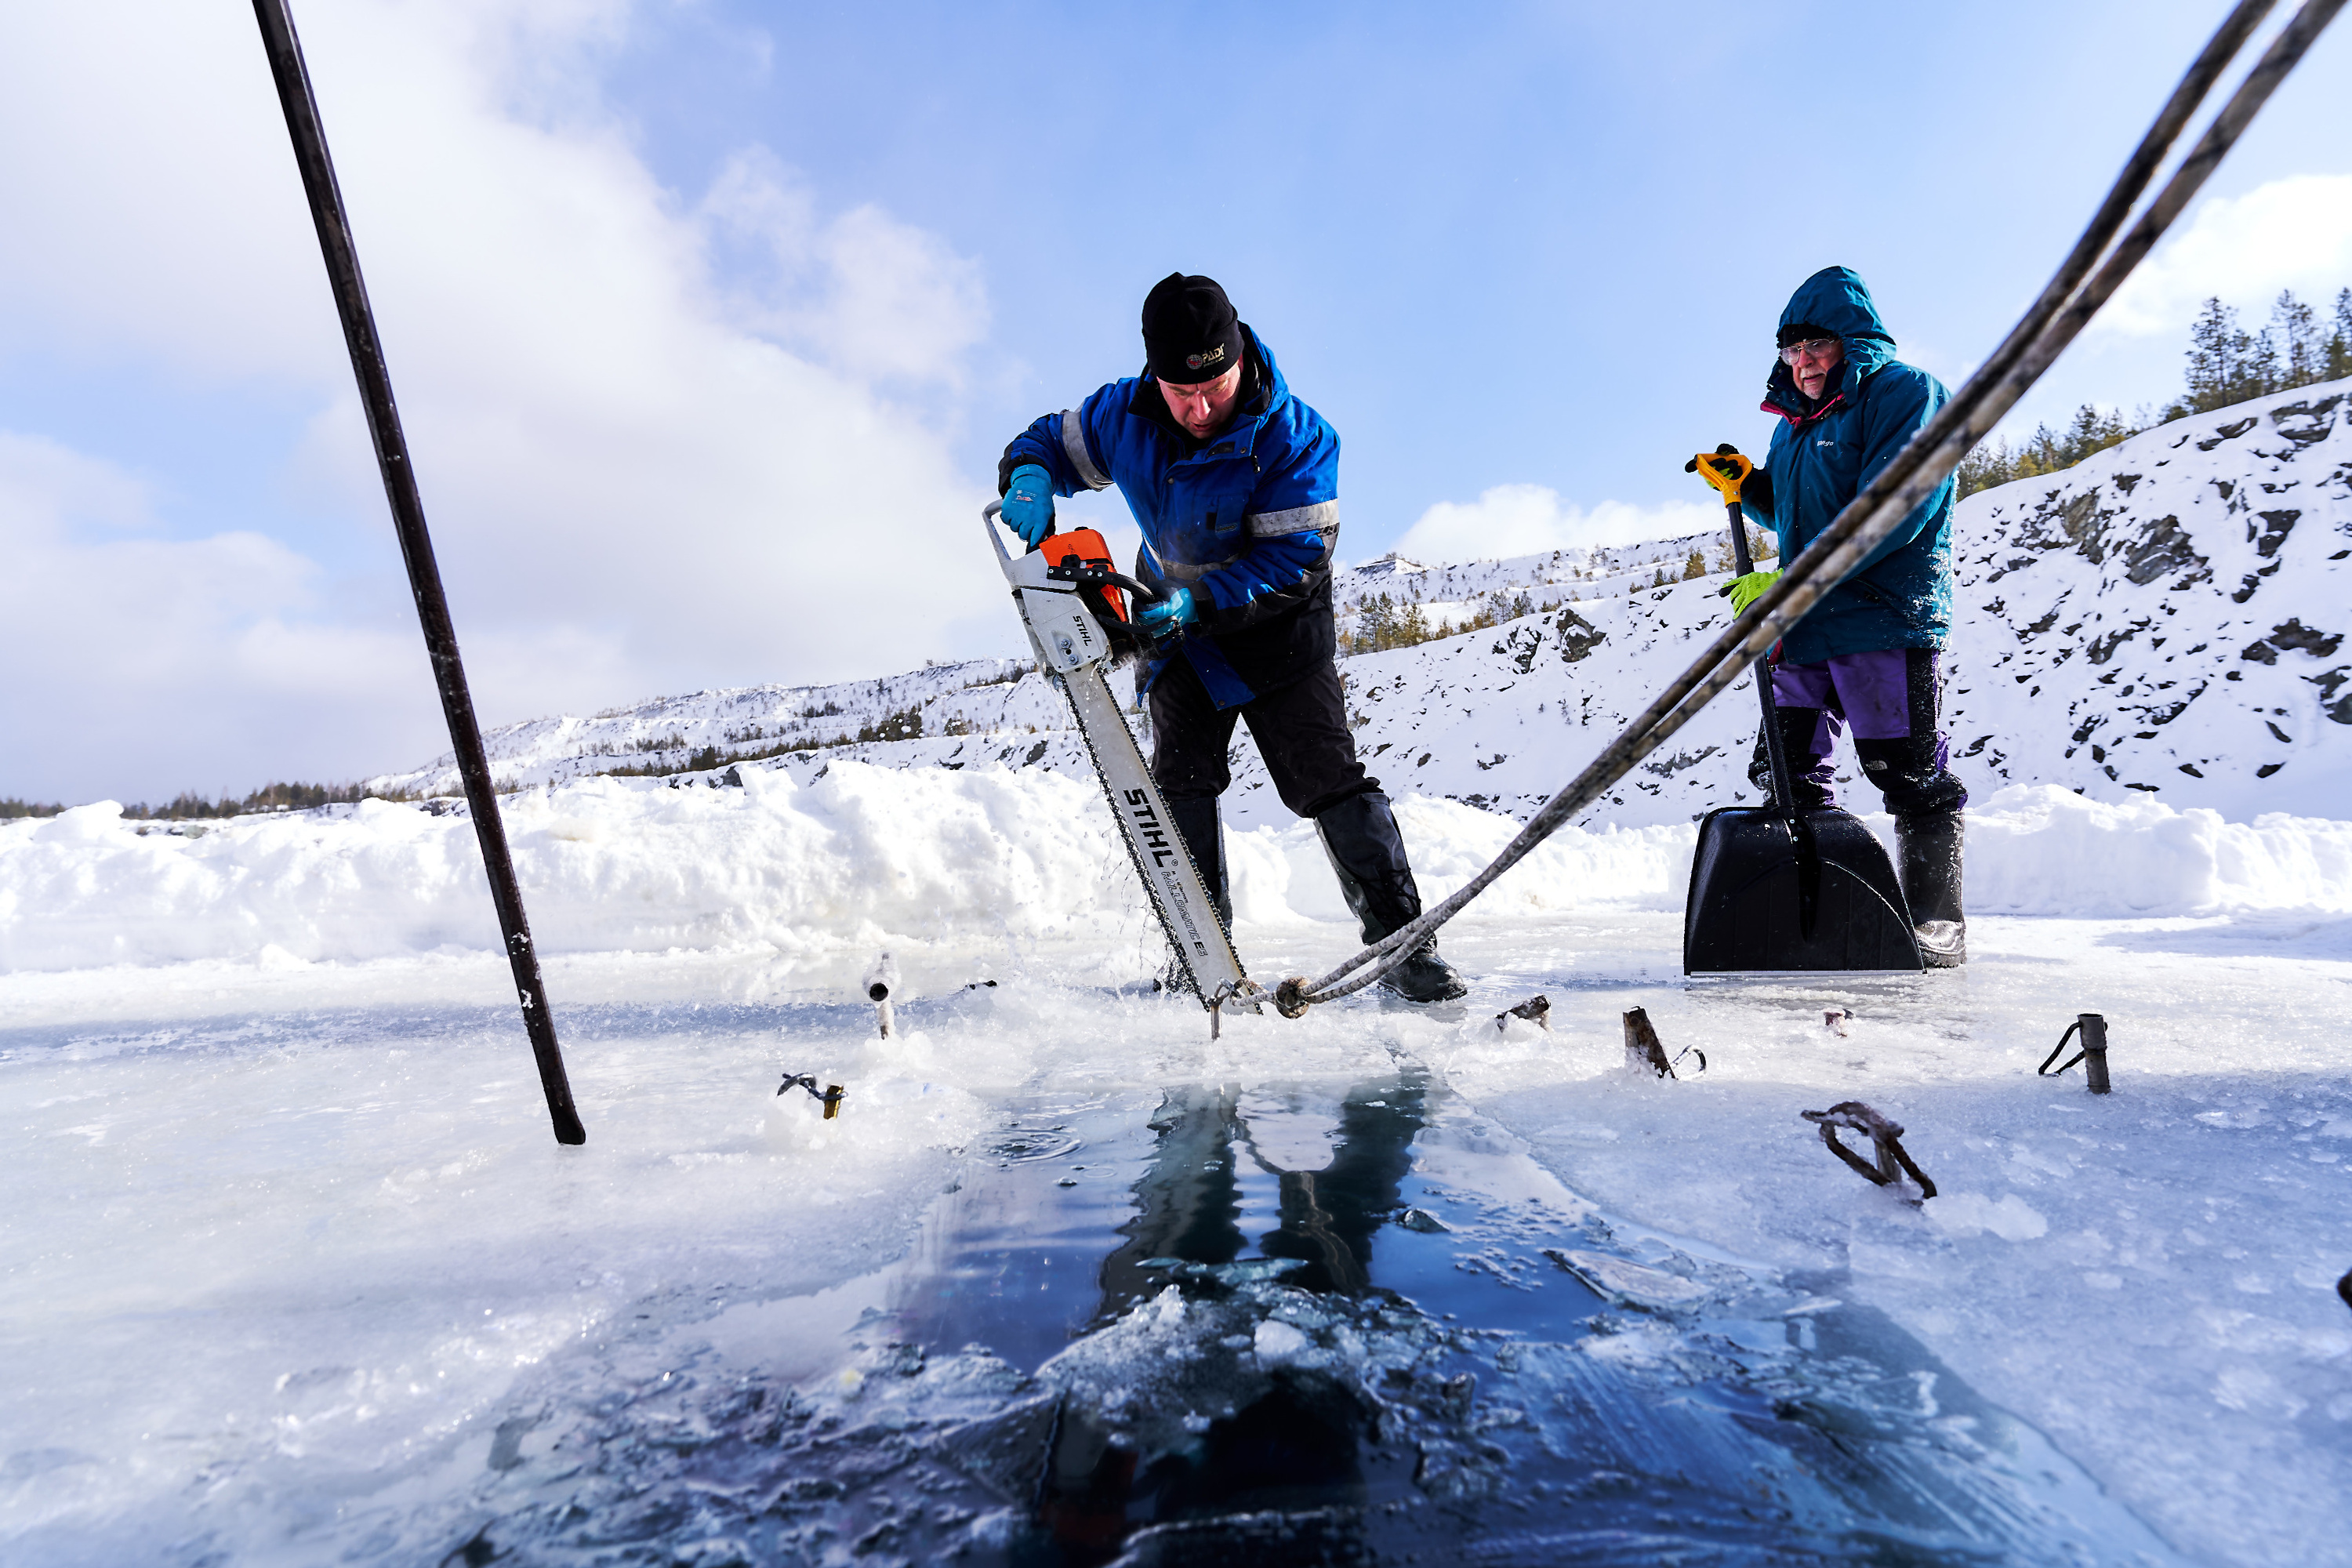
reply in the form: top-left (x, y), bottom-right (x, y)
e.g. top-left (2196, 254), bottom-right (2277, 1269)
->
top-left (1724, 569), bottom-right (1780, 614)
top-left (1684, 445), bottom-right (1752, 503)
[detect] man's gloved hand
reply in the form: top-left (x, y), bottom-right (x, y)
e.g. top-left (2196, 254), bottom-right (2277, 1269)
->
top-left (1000, 463), bottom-right (1056, 546)
top-left (1134, 585), bottom-right (1198, 635)
top-left (1720, 569), bottom-right (1781, 615)
top-left (1684, 445), bottom-right (1752, 503)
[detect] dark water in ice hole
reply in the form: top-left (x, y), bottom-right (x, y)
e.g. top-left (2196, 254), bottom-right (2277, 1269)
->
top-left (452, 1076), bottom-right (2181, 1568)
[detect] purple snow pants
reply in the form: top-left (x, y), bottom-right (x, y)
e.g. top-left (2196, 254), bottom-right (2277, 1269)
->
top-left (1753, 647), bottom-right (1968, 818)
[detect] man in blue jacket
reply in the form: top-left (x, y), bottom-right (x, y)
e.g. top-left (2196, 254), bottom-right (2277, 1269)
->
top-left (1702, 266), bottom-right (1969, 965)
top-left (998, 273), bottom-right (1467, 1002)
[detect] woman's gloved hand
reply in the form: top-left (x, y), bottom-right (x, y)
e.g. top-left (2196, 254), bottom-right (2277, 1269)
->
top-left (1684, 445), bottom-right (1751, 503)
top-left (1721, 569), bottom-right (1781, 615)
top-left (1000, 464), bottom-right (1056, 546)
top-left (1134, 585), bottom-right (1198, 633)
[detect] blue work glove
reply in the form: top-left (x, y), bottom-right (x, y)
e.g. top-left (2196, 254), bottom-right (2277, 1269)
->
top-left (1134, 585), bottom-right (1197, 634)
top-left (1000, 463), bottom-right (1055, 546)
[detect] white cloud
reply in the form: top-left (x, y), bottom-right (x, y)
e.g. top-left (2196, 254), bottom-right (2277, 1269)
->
top-left (2092, 174), bottom-right (2352, 339)
top-left (699, 150), bottom-right (990, 391)
top-left (1390, 484), bottom-right (1729, 566)
top-left (0, 1), bottom-right (1005, 800)
top-left (0, 433), bottom-right (444, 802)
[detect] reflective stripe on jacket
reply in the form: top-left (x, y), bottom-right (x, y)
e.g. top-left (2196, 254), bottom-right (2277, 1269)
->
top-left (1000, 328), bottom-right (1341, 700)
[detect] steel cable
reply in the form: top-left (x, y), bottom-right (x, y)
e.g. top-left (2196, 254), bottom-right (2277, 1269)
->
top-left (1279, 0), bottom-right (2340, 1013)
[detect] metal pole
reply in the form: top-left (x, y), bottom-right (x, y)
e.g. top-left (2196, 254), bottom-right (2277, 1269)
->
top-left (251, 0), bottom-right (585, 1145)
top-left (1723, 498), bottom-right (1798, 816)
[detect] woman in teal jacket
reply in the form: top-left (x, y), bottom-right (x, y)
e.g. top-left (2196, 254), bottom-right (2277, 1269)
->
top-left (1712, 267), bottom-right (1970, 965)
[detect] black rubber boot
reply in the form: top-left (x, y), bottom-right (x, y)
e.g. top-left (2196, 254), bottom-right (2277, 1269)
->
top-left (1896, 810), bottom-right (1965, 967)
top-left (1314, 791), bottom-right (1468, 1004)
top-left (1164, 796), bottom-right (1232, 931)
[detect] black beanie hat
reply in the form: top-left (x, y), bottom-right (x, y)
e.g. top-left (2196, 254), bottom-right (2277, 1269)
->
top-left (1777, 321), bottom-right (1838, 350)
top-left (1142, 272), bottom-right (1246, 385)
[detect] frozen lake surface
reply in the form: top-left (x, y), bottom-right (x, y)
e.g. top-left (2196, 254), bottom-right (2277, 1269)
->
top-left (5, 904), bottom-right (2349, 1565)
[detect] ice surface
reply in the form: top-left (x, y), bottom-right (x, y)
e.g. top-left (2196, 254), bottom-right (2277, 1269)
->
top-left (4, 886), bottom-right (2348, 1562)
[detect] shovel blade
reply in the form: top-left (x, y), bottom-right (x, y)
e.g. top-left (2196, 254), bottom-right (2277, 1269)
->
top-left (1683, 807), bottom-right (1922, 973)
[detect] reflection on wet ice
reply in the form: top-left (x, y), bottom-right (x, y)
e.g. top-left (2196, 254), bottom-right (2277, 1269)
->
top-left (1101, 1077), bottom-right (1425, 1312)
top-left (449, 1078), bottom-right (2184, 1566)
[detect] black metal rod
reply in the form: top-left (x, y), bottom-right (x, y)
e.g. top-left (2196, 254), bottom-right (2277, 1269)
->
top-left (1725, 499), bottom-right (1798, 817)
top-left (251, 0), bottom-right (585, 1146)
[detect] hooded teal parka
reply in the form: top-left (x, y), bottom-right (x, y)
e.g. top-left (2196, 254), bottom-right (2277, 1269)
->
top-left (1740, 267), bottom-right (1955, 664)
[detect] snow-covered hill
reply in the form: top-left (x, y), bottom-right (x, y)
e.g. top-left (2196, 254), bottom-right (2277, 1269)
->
top-left (1253, 379), bottom-right (2352, 827)
top-left (372, 380), bottom-right (2350, 831)
top-left (365, 534), bottom-right (1745, 803)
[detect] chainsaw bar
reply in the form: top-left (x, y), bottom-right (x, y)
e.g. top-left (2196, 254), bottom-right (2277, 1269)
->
top-left (986, 504), bottom-right (1258, 1014)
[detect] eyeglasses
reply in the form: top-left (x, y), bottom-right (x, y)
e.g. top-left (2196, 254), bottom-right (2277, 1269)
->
top-left (1780, 336), bottom-right (1841, 365)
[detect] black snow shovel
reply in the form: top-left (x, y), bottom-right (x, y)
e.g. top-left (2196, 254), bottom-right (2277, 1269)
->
top-left (1681, 450), bottom-right (1922, 974)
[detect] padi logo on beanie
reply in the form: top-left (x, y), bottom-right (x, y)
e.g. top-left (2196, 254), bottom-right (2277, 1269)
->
top-left (1143, 272), bottom-right (1246, 386)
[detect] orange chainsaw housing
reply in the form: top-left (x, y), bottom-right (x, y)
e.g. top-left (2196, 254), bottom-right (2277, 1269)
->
top-left (1039, 529), bottom-right (1130, 622)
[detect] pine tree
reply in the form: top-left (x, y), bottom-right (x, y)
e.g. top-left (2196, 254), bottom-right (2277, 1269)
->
top-left (1682, 549), bottom-right (1708, 580)
top-left (2176, 296), bottom-right (2274, 416)
top-left (2271, 289), bottom-right (2323, 387)
top-left (2329, 288), bottom-right (2352, 383)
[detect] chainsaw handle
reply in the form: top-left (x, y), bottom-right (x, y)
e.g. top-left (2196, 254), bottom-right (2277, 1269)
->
top-left (983, 498), bottom-right (1046, 568)
top-left (1052, 561), bottom-right (1167, 604)
top-left (983, 499), bottom-right (1167, 603)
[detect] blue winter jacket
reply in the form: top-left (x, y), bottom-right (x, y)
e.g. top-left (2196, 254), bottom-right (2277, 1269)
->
top-left (1740, 267), bottom-right (1955, 665)
top-left (1000, 328), bottom-right (1339, 703)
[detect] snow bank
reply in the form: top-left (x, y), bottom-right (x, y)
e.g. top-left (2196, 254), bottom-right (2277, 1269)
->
top-left (0, 764), bottom-right (1135, 974)
top-left (1231, 794), bottom-right (1696, 924)
top-left (5, 771), bottom-right (2348, 975)
top-left (1958, 784), bottom-right (2352, 916)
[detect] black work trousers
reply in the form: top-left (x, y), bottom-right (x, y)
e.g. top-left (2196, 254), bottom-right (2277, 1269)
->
top-left (1146, 653), bottom-right (1373, 818)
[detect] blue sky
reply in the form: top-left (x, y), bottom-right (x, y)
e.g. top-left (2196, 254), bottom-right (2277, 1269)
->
top-left (2, 1), bottom-right (2348, 802)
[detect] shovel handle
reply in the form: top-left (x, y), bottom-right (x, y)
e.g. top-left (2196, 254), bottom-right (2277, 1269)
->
top-left (1725, 490), bottom-right (1803, 825)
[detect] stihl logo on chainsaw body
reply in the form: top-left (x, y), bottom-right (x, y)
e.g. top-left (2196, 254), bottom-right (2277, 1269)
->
top-left (1123, 788), bottom-right (1178, 866)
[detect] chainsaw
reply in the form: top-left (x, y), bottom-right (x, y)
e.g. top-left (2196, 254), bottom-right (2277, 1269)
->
top-left (985, 502), bottom-right (1262, 1025)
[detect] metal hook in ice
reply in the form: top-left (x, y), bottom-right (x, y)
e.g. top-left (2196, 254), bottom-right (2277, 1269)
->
top-left (777, 1073), bottom-right (846, 1119)
top-left (1622, 1008), bottom-right (1704, 1079)
top-left (1497, 996), bottom-right (1552, 1033)
top-left (2038, 1013), bottom-right (2111, 1094)
top-left (1801, 1101), bottom-right (1935, 1201)
top-left (1205, 978), bottom-right (1264, 1040)
top-left (862, 951), bottom-right (901, 1040)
